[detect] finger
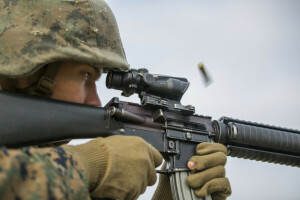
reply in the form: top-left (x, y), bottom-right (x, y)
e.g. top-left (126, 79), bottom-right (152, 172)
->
top-left (186, 165), bottom-right (225, 188)
top-left (148, 165), bottom-right (158, 186)
top-left (194, 178), bottom-right (231, 198)
top-left (147, 144), bottom-right (163, 186)
top-left (160, 161), bottom-right (167, 170)
top-left (196, 143), bottom-right (227, 155)
top-left (189, 152), bottom-right (227, 171)
top-left (148, 144), bottom-right (163, 167)
top-left (187, 160), bottom-right (195, 170)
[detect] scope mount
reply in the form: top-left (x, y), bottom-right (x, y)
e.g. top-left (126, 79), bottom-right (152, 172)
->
top-left (139, 91), bottom-right (195, 116)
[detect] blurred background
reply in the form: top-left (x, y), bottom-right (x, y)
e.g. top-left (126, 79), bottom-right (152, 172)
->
top-left (72, 0), bottom-right (300, 199)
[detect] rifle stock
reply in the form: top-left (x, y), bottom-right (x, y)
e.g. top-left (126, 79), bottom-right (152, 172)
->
top-left (0, 91), bottom-right (118, 147)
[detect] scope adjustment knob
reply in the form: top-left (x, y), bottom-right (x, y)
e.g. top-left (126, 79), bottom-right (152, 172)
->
top-left (142, 73), bottom-right (155, 86)
top-left (138, 68), bottom-right (149, 73)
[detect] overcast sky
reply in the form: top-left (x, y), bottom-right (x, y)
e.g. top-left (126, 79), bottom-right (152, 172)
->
top-left (91, 1), bottom-right (300, 199)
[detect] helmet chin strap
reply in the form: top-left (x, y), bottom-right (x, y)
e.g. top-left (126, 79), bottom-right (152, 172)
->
top-left (17, 64), bottom-right (60, 98)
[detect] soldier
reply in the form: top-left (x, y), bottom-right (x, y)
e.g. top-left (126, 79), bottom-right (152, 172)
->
top-left (0, 0), bottom-right (231, 199)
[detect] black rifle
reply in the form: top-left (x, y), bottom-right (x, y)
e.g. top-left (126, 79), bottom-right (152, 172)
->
top-left (0, 68), bottom-right (299, 200)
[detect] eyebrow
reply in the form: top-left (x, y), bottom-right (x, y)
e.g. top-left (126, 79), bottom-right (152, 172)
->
top-left (92, 67), bottom-right (103, 80)
top-left (92, 66), bottom-right (102, 74)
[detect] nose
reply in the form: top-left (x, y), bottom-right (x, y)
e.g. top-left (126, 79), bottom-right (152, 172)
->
top-left (84, 84), bottom-right (102, 107)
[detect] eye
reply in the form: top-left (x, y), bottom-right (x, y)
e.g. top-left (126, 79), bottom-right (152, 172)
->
top-left (83, 72), bottom-right (91, 80)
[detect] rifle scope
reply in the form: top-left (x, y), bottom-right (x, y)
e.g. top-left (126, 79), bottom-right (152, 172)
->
top-left (106, 69), bottom-right (190, 102)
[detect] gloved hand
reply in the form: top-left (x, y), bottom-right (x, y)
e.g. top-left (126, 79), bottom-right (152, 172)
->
top-left (186, 143), bottom-right (231, 200)
top-left (65, 136), bottom-right (162, 200)
top-left (152, 143), bottom-right (231, 200)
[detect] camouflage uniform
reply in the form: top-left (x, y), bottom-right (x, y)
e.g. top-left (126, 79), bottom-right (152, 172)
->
top-left (0, 146), bottom-right (90, 200)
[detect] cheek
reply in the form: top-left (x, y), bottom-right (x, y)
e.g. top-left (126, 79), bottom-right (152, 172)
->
top-left (84, 83), bottom-right (101, 106)
top-left (51, 79), bottom-right (86, 104)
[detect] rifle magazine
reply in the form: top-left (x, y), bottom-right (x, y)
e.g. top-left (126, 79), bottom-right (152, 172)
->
top-left (169, 171), bottom-right (212, 200)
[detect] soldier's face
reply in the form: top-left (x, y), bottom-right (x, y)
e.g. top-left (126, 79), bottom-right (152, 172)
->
top-left (51, 61), bottom-right (102, 107)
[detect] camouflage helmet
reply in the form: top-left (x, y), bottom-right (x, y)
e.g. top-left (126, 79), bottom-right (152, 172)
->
top-left (0, 0), bottom-right (129, 78)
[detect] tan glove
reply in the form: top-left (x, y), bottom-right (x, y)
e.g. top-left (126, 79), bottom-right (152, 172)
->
top-left (65, 136), bottom-right (162, 200)
top-left (152, 143), bottom-right (231, 200)
top-left (186, 143), bottom-right (231, 200)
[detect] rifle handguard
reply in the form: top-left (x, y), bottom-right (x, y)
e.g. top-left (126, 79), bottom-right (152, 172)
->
top-left (213, 117), bottom-right (300, 167)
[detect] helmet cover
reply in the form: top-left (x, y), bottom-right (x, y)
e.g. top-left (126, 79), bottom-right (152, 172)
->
top-left (0, 0), bottom-right (129, 78)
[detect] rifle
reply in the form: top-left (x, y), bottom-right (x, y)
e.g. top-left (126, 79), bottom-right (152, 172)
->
top-left (0, 68), bottom-right (299, 200)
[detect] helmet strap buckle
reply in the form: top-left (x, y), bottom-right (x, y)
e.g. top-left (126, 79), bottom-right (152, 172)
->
top-left (36, 76), bottom-right (55, 96)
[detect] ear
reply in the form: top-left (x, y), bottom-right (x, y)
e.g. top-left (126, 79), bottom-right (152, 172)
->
top-left (0, 78), bottom-right (17, 91)
top-left (0, 77), bottom-right (31, 91)
top-left (16, 78), bottom-right (31, 88)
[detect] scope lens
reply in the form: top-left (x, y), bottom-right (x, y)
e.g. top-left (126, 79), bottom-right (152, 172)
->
top-left (106, 71), bottom-right (124, 90)
top-left (106, 71), bottom-right (113, 88)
